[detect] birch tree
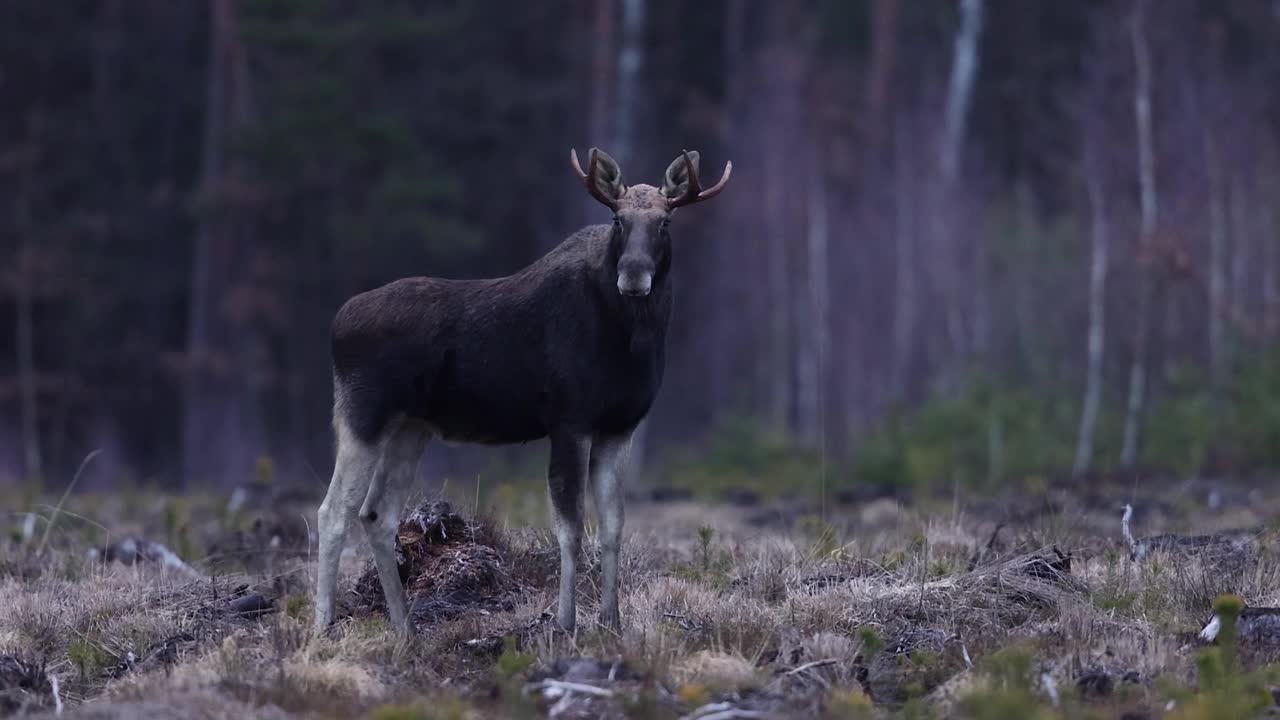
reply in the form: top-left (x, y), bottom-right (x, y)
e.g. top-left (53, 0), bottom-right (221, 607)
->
top-left (940, 0), bottom-right (986, 183)
top-left (15, 145), bottom-right (40, 483)
top-left (796, 138), bottom-right (830, 447)
top-left (1120, 0), bottom-right (1157, 470)
top-left (937, 0), bottom-right (986, 379)
top-left (1072, 140), bottom-right (1110, 478)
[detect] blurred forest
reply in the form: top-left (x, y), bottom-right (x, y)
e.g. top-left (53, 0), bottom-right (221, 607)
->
top-left (4, 0), bottom-right (1280, 494)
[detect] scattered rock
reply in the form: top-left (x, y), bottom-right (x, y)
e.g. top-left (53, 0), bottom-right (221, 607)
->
top-left (89, 537), bottom-right (201, 578)
top-left (228, 592), bottom-right (274, 618)
top-left (1075, 668), bottom-right (1113, 697)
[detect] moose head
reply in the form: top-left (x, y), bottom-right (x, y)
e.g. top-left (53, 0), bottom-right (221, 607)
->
top-left (571, 148), bottom-right (732, 297)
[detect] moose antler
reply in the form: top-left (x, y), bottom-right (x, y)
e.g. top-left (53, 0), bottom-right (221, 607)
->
top-left (570, 148), bottom-right (620, 211)
top-left (667, 150), bottom-right (733, 209)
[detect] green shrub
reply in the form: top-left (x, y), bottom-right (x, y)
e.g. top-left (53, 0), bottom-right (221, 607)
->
top-left (851, 378), bottom-right (1082, 493)
top-left (663, 415), bottom-right (827, 499)
top-left (663, 345), bottom-right (1280, 500)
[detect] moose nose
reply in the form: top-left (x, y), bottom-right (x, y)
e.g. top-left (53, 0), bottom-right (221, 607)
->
top-left (618, 274), bottom-right (652, 297)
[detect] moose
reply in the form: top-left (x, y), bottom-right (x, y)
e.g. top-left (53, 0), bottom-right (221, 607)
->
top-left (313, 148), bottom-right (732, 637)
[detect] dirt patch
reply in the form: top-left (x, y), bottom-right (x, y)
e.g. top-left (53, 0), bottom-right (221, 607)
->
top-left (353, 501), bottom-right (541, 626)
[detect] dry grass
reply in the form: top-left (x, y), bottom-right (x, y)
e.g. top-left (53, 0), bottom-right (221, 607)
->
top-left (1, 484), bottom-right (1279, 719)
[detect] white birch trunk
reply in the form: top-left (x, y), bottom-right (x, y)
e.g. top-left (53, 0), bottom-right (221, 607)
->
top-left (1121, 0), bottom-right (1156, 470)
top-left (937, 0), bottom-right (986, 380)
top-left (940, 0), bottom-right (986, 183)
top-left (1072, 149), bottom-right (1110, 478)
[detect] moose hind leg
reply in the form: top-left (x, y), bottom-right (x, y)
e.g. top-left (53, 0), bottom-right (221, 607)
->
top-left (360, 421), bottom-right (430, 637)
top-left (548, 433), bottom-right (591, 633)
top-left (590, 432), bottom-right (631, 632)
top-left (314, 420), bottom-right (380, 635)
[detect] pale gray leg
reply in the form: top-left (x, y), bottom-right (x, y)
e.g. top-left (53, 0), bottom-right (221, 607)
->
top-left (548, 433), bottom-right (591, 633)
top-left (590, 432), bottom-right (631, 631)
top-left (360, 421), bottom-right (430, 637)
top-left (314, 419), bottom-right (380, 635)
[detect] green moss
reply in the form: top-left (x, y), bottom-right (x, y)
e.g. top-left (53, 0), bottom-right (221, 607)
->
top-left (67, 637), bottom-right (112, 681)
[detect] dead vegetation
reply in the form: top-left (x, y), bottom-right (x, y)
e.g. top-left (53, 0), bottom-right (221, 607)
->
top-left (0, 483), bottom-right (1279, 719)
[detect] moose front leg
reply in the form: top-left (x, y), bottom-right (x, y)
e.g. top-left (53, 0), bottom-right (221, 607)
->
top-left (548, 433), bottom-right (591, 634)
top-left (590, 432), bottom-right (631, 632)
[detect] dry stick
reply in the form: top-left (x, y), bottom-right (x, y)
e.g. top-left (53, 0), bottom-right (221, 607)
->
top-left (36, 448), bottom-right (103, 557)
top-left (784, 658), bottom-right (838, 675)
top-left (967, 521), bottom-right (1004, 571)
top-left (683, 707), bottom-right (768, 720)
top-left (525, 679), bottom-right (615, 698)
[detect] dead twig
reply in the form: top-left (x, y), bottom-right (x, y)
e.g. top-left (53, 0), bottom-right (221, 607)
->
top-left (680, 703), bottom-right (769, 720)
top-left (524, 679), bottom-right (615, 698)
top-left (783, 658), bottom-right (838, 676)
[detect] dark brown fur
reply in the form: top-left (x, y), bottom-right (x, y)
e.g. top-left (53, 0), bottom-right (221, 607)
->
top-left (331, 217), bottom-right (672, 447)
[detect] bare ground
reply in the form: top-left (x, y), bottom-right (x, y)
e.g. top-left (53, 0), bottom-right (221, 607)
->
top-left (2, 478), bottom-right (1280, 719)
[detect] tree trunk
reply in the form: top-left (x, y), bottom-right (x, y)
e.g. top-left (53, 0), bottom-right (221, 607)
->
top-left (865, 0), bottom-right (901, 153)
top-left (936, 0), bottom-right (986, 384)
top-left (613, 0), bottom-right (644, 165)
top-left (1263, 180), bottom-right (1279, 335)
top-left (16, 158), bottom-right (41, 484)
top-left (796, 139), bottom-right (830, 447)
top-left (764, 139), bottom-right (792, 432)
top-left (1204, 126), bottom-right (1227, 395)
top-left (611, 0), bottom-right (649, 483)
top-left (1072, 148), bottom-right (1110, 479)
top-left (183, 0), bottom-right (232, 487)
top-left (890, 122), bottom-right (918, 401)
top-left (1121, 0), bottom-right (1156, 470)
top-left (940, 0), bottom-right (986, 183)
top-left (1228, 173), bottom-right (1249, 350)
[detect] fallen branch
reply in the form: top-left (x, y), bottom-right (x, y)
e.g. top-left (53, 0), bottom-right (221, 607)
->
top-left (680, 703), bottom-right (769, 720)
top-left (783, 658), bottom-right (838, 676)
top-left (524, 679), bottom-right (615, 699)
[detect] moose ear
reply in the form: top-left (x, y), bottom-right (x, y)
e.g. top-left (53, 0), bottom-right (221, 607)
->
top-left (661, 150), bottom-right (700, 199)
top-left (589, 148), bottom-right (625, 201)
